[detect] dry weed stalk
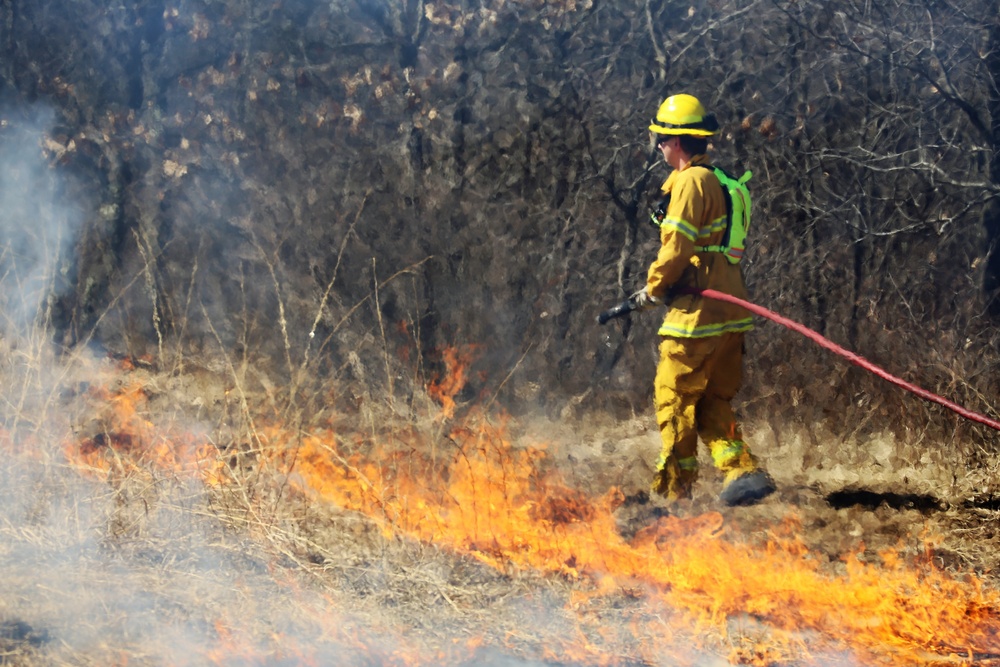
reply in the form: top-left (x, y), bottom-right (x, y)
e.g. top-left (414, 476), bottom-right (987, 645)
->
top-left (132, 228), bottom-right (165, 364)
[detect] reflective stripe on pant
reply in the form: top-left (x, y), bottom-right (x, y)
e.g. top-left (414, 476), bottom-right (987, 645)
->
top-left (651, 331), bottom-right (758, 501)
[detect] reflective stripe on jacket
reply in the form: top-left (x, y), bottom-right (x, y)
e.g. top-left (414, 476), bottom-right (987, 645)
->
top-left (646, 154), bottom-right (753, 338)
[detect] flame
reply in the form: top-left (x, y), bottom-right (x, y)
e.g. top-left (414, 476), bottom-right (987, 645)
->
top-left (426, 346), bottom-right (475, 419)
top-left (265, 415), bottom-right (1000, 664)
top-left (204, 618), bottom-right (322, 667)
top-left (50, 356), bottom-right (1000, 665)
top-left (64, 381), bottom-right (226, 485)
top-left (201, 581), bottom-right (485, 667)
top-left (257, 349), bottom-right (1000, 665)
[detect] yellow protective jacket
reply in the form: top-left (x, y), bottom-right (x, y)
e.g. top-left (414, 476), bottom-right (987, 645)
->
top-left (646, 154), bottom-right (754, 338)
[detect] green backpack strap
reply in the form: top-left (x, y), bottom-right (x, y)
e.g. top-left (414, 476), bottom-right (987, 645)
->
top-left (694, 166), bottom-right (752, 264)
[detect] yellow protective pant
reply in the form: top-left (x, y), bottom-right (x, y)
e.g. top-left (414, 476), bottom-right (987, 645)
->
top-left (651, 332), bottom-right (758, 502)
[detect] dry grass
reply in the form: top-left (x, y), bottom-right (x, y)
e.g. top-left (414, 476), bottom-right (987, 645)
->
top-left (3, 357), bottom-right (999, 665)
top-left (0, 336), bottom-right (624, 665)
top-left (3, 289), bottom-right (1000, 665)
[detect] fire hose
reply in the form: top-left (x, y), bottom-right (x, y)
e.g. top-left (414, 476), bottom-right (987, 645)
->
top-left (599, 287), bottom-right (1000, 432)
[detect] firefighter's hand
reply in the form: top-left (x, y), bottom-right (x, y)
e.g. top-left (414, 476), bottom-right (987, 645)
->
top-left (631, 287), bottom-right (662, 311)
top-left (650, 196), bottom-right (670, 228)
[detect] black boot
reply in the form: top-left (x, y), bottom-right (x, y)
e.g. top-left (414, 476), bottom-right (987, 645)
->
top-left (719, 470), bottom-right (776, 506)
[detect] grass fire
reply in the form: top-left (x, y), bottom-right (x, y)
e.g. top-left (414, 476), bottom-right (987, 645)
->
top-left (5, 2), bottom-right (1000, 665)
top-left (0, 348), bottom-right (984, 666)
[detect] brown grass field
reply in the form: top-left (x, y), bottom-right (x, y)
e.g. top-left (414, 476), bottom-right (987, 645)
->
top-left (2, 334), bottom-right (1000, 667)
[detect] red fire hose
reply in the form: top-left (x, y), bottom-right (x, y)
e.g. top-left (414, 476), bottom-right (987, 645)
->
top-left (691, 288), bottom-right (1000, 432)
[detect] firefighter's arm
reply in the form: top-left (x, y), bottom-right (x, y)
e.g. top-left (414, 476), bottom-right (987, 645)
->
top-left (645, 174), bottom-right (705, 297)
top-left (646, 232), bottom-right (692, 298)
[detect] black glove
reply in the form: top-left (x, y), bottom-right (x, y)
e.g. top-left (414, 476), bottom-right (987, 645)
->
top-left (650, 195), bottom-right (670, 228)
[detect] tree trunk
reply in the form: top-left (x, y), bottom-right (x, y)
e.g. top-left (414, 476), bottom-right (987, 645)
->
top-left (983, 10), bottom-right (1000, 309)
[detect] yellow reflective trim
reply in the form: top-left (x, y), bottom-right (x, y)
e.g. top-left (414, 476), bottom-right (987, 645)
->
top-left (711, 441), bottom-right (747, 467)
top-left (678, 456), bottom-right (699, 471)
top-left (695, 217), bottom-right (727, 241)
top-left (658, 317), bottom-right (754, 338)
top-left (660, 216), bottom-right (698, 242)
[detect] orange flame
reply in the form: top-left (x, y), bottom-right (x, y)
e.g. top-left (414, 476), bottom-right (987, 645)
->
top-left (204, 618), bottom-right (321, 667)
top-left (64, 381), bottom-right (225, 485)
top-left (264, 412), bottom-right (1000, 665)
top-left (427, 346), bottom-right (476, 419)
top-left (49, 358), bottom-right (1000, 665)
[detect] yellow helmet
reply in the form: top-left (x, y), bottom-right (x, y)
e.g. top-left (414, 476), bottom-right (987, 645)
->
top-left (648, 94), bottom-right (719, 137)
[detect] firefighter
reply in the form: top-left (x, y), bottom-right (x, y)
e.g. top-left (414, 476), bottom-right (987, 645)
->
top-left (635, 93), bottom-right (775, 506)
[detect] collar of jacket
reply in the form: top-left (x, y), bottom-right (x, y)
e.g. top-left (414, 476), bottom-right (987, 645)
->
top-left (682, 153), bottom-right (712, 170)
top-left (660, 153), bottom-right (712, 193)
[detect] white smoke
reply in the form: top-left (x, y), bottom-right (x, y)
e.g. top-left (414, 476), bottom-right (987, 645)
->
top-left (0, 104), bottom-right (85, 337)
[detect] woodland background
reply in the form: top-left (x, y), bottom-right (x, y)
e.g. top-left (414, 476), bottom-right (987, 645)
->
top-left (2, 0), bottom-right (999, 453)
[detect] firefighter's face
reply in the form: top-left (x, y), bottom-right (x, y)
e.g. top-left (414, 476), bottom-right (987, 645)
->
top-left (657, 134), bottom-right (680, 167)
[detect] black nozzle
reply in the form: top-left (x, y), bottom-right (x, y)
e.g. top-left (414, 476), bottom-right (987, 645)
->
top-left (598, 299), bottom-right (637, 325)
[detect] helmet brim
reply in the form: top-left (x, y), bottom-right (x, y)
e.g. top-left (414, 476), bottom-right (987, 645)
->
top-left (648, 124), bottom-right (717, 137)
